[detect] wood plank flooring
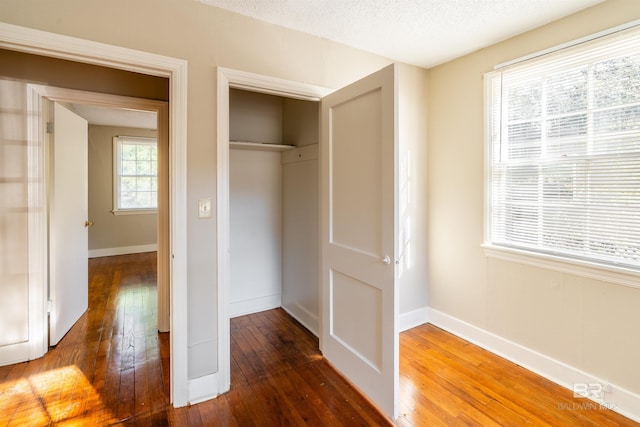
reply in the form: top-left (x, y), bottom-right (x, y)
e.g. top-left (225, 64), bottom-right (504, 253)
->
top-left (0, 252), bottom-right (637, 426)
top-left (398, 325), bottom-right (637, 426)
top-left (162, 308), bottom-right (392, 426)
top-left (0, 252), bottom-right (169, 426)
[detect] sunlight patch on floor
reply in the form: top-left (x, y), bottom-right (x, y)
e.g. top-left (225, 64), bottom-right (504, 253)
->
top-left (0, 365), bottom-right (117, 426)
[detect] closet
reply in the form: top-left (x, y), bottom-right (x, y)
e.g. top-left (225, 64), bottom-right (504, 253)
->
top-left (229, 88), bottom-right (320, 334)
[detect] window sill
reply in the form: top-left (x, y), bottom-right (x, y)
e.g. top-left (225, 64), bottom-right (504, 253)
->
top-left (111, 209), bottom-right (157, 216)
top-left (481, 243), bottom-right (640, 290)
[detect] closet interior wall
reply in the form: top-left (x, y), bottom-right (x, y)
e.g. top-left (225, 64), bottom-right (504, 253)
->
top-left (229, 88), bottom-right (320, 335)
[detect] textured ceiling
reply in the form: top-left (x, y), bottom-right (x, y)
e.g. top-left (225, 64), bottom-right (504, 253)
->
top-left (199, 0), bottom-right (604, 68)
top-left (71, 1), bottom-right (604, 127)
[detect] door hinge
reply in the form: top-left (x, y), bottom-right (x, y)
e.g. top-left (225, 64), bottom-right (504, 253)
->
top-left (47, 300), bottom-right (53, 313)
top-left (46, 122), bottom-right (54, 134)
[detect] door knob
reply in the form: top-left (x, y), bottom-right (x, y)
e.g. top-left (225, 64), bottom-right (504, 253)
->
top-left (382, 256), bottom-right (391, 265)
top-left (85, 220), bottom-right (94, 227)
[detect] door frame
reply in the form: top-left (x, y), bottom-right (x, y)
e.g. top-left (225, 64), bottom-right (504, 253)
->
top-left (28, 84), bottom-right (169, 342)
top-left (0, 22), bottom-right (189, 406)
top-left (215, 67), bottom-right (331, 392)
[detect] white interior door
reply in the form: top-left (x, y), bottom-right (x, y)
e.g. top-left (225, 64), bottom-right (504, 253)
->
top-left (320, 64), bottom-right (398, 420)
top-left (49, 102), bottom-right (89, 346)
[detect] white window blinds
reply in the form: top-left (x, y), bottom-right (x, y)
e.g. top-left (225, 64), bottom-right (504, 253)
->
top-left (486, 25), bottom-right (640, 269)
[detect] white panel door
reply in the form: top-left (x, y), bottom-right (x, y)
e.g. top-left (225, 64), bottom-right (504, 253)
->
top-left (49, 102), bottom-right (89, 345)
top-left (320, 64), bottom-right (398, 419)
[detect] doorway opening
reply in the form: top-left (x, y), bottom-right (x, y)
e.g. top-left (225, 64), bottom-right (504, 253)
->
top-left (48, 99), bottom-right (167, 350)
top-left (216, 67), bottom-right (331, 393)
top-left (0, 22), bottom-right (188, 405)
top-left (31, 85), bottom-right (170, 343)
top-left (228, 88), bottom-right (320, 325)
top-left (218, 65), bottom-right (407, 420)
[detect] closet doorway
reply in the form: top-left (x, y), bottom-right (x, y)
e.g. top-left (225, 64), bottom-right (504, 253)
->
top-left (215, 68), bottom-right (331, 393)
top-left (217, 66), bottom-right (404, 419)
top-left (228, 88), bottom-right (320, 329)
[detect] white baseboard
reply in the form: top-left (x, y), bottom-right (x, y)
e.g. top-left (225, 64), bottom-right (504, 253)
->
top-left (427, 307), bottom-right (640, 423)
top-left (281, 302), bottom-right (319, 337)
top-left (399, 306), bottom-right (429, 332)
top-left (88, 244), bottom-right (157, 258)
top-left (230, 293), bottom-right (281, 318)
top-left (188, 372), bottom-right (220, 405)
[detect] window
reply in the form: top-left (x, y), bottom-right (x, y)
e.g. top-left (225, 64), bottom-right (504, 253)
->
top-left (485, 25), bottom-right (640, 270)
top-left (113, 136), bottom-right (157, 213)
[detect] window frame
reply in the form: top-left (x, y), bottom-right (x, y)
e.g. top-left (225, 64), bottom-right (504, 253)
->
top-left (483, 23), bottom-right (640, 289)
top-left (112, 135), bottom-right (158, 215)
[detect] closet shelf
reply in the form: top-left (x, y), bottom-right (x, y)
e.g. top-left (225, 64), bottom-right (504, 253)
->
top-left (230, 141), bottom-right (295, 152)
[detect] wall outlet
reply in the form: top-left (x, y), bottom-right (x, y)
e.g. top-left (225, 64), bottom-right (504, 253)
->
top-left (198, 198), bottom-right (212, 218)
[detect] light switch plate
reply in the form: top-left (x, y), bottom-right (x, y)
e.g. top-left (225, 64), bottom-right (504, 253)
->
top-left (198, 198), bottom-right (212, 218)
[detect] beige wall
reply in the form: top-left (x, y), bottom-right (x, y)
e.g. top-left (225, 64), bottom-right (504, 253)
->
top-left (283, 97), bottom-right (319, 147)
top-left (229, 89), bottom-right (283, 144)
top-left (427, 0), bottom-right (640, 394)
top-left (398, 63), bottom-right (429, 317)
top-left (229, 89), bottom-right (320, 147)
top-left (0, 0), bottom-right (395, 380)
top-left (88, 125), bottom-right (158, 252)
top-left (229, 148), bottom-right (283, 315)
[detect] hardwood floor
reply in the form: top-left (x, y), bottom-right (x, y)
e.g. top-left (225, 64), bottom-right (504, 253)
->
top-left (0, 253), bottom-right (636, 426)
top-left (398, 325), bottom-right (637, 426)
top-left (184, 309), bottom-right (390, 427)
top-left (0, 253), bottom-right (388, 426)
top-left (0, 252), bottom-right (169, 426)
